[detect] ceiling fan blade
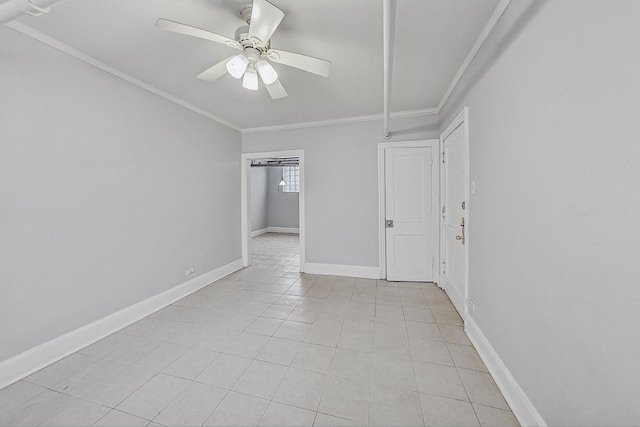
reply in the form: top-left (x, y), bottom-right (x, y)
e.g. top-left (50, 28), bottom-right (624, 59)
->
top-left (266, 49), bottom-right (331, 77)
top-left (248, 0), bottom-right (284, 44)
top-left (155, 18), bottom-right (241, 49)
top-left (196, 57), bottom-right (235, 82)
top-left (265, 79), bottom-right (288, 100)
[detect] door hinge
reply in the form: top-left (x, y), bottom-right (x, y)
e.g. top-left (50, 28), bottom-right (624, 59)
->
top-left (442, 151), bottom-right (445, 163)
top-left (431, 256), bottom-right (434, 267)
top-left (442, 261), bottom-right (446, 274)
top-left (441, 206), bottom-right (446, 218)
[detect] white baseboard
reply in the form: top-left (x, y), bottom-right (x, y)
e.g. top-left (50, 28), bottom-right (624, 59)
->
top-left (251, 228), bottom-right (268, 237)
top-left (465, 316), bottom-right (546, 427)
top-left (304, 262), bottom-right (380, 279)
top-left (0, 259), bottom-right (244, 390)
top-left (267, 227), bottom-right (299, 234)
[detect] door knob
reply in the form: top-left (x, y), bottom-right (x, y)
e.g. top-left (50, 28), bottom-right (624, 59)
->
top-left (386, 220), bottom-right (394, 228)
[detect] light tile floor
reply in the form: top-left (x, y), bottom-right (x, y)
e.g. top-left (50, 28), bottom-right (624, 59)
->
top-left (0, 233), bottom-right (519, 426)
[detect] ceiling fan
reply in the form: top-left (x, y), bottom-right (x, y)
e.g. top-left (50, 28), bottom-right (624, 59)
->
top-left (155, 0), bottom-right (331, 100)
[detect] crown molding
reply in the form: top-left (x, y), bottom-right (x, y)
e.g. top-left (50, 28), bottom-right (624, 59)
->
top-left (6, 21), bottom-right (241, 131)
top-left (242, 108), bottom-right (439, 134)
top-left (437, 0), bottom-right (512, 111)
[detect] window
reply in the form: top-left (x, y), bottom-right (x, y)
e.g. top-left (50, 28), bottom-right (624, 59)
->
top-left (282, 166), bottom-right (299, 193)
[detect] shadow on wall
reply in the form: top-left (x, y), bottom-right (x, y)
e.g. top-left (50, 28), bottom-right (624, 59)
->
top-left (444, 0), bottom-right (548, 116)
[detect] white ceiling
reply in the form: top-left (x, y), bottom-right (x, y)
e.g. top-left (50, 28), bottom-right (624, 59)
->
top-left (15, 0), bottom-right (499, 130)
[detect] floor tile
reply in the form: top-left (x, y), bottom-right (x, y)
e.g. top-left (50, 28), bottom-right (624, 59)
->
top-left (458, 368), bottom-right (510, 410)
top-left (232, 360), bottom-right (288, 399)
top-left (447, 343), bottom-right (488, 372)
top-left (116, 373), bottom-right (190, 420)
top-left (133, 340), bottom-right (190, 371)
top-left (374, 304), bottom-right (404, 320)
top-left (195, 328), bottom-right (241, 352)
top-left (0, 381), bottom-right (47, 415)
top-left (261, 304), bottom-right (295, 320)
top-left (432, 310), bottom-right (463, 326)
top-left (246, 317), bottom-right (285, 336)
top-left (472, 403), bottom-right (520, 426)
top-left (274, 320), bottom-right (311, 341)
top-left (104, 336), bottom-right (163, 365)
top-left (162, 346), bottom-right (220, 380)
top-left (313, 413), bottom-right (365, 427)
top-left (93, 409), bottom-right (150, 426)
top-left (330, 348), bottom-right (372, 381)
top-left (273, 367), bottom-right (326, 411)
top-left (413, 360), bottom-right (468, 401)
top-left (369, 383), bottom-right (423, 426)
top-left (257, 337), bottom-right (302, 366)
top-left (338, 328), bottom-right (374, 353)
top-left (259, 401), bottom-right (316, 427)
top-left (224, 332), bottom-right (270, 358)
top-left (82, 365), bottom-right (156, 407)
top-left (0, 390), bottom-right (75, 426)
top-left (39, 398), bottom-right (110, 426)
top-left (409, 337), bottom-right (454, 365)
top-left (305, 323), bottom-right (341, 347)
top-left (438, 324), bottom-right (472, 345)
top-left (291, 343), bottom-right (335, 374)
top-left (287, 307), bottom-right (318, 323)
top-left (153, 382), bottom-right (228, 426)
top-left (26, 353), bottom-right (99, 388)
top-left (195, 353), bottom-right (252, 389)
top-left (406, 320), bottom-right (443, 341)
top-left (204, 391), bottom-right (268, 426)
top-left (372, 353), bottom-right (417, 391)
top-left (403, 307), bottom-right (436, 323)
top-left (420, 393), bottom-right (479, 426)
top-left (318, 375), bottom-right (370, 424)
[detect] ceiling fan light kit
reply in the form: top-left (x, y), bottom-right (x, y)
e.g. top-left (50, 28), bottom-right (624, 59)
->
top-left (226, 54), bottom-right (249, 79)
top-left (155, 0), bottom-right (331, 99)
top-left (242, 65), bottom-right (259, 91)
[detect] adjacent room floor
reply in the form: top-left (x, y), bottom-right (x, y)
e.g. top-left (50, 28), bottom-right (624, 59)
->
top-left (0, 233), bottom-right (518, 426)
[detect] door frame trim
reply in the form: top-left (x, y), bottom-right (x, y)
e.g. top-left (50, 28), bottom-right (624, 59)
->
top-left (241, 149), bottom-right (305, 271)
top-left (439, 107), bottom-right (470, 319)
top-left (377, 139), bottom-right (440, 281)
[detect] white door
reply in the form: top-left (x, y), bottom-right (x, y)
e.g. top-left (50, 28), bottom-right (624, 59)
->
top-left (385, 147), bottom-right (433, 282)
top-left (441, 122), bottom-right (467, 316)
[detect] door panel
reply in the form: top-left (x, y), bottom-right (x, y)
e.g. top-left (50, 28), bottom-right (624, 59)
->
top-left (442, 123), bottom-right (466, 315)
top-left (385, 147), bottom-right (433, 282)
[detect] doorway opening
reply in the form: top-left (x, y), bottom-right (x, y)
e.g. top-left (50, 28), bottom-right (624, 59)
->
top-left (241, 150), bottom-right (305, 272)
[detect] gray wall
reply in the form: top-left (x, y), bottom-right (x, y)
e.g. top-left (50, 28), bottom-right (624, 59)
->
top-left (250, 167), bottom-right (268, 232)
top-left (439, 1), bottom-right (640, 425)
top-left (267, 167), bottom-right (299, 229)
top-left (243, 115), bottom-right (439, 267)
top-left (0, 27), bottom-right (242, 362)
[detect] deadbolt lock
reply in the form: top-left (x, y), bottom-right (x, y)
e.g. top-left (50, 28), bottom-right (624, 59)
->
top-left (386, 220), bottom-right (394, 228)
top-left (455, 217), bottom-right (465, 244)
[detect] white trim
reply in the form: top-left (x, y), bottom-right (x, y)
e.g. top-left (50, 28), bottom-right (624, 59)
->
top-left (377, 139), bottom-right (440, 282)
top-left (241, 150), bottom-right (305, 271)
top-left (5, 21), bottom-right (240, 131)
top-left (251, 228), bottom-right (269, 237)
top-left (267, 227), bottom-right (299, 234)
top-left (0, 259), bottom-right (243, 390)
top-left (304, 263), bottom-right (379, 280)
top-left (439, 107), bottom-right (470, 317)
top-left (242, 109), bottom-right (439, 134)
top-left (466, 317), bottom-right (547, 427)
top-left (437, 0), bottom-right (512, 111)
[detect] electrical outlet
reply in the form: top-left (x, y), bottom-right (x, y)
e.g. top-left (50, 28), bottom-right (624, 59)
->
top-left (185, 267), bottom-right (194, 276)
